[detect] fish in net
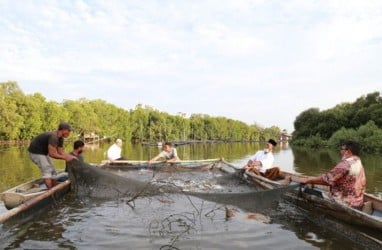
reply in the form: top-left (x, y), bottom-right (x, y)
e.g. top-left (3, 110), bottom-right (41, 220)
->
top-left (66, 160), bottom-right (179, 199)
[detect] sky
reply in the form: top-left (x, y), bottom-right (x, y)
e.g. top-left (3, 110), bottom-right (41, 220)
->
top-left (1, 0), bottom-right (381, 133)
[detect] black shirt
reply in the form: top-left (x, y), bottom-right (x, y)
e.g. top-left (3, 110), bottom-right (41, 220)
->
top-left (70, 152), bottom-right (84, 162)
top-left (28, 131), bottom-right (64, 155)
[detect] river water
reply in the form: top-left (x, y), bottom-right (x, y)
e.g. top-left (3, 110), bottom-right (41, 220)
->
top-left (0, 142), bottom-right (381, 249)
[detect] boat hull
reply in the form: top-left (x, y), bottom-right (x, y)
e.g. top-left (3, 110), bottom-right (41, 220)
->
top-left (0, 172), bottom-right (68, 210)
top-left (0, 179), bottom-right (71, 224)
top-left (243, 169), bottom-right (382, 231)
top-left (97, 158), bottom-right (227, 170)
top-left (284, 189), bottom-right (382, 231)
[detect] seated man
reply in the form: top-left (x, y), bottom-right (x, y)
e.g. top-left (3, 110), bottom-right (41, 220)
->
top-left (107, 139), bottom-right (126, 161)
top-left (297, 140), bottom-right (366, 209)
top-left (242, 139), bottom-right (280, 180)
top-left (149, 142), bottom-right (179, 164)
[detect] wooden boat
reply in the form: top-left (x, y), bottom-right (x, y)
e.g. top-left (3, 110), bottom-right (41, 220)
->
top-left (0, 178), bottom-right (70, 224)
top-left (0, 172), bottom-right (69, 210)
top-left (243, 169), bottom-right (382, 231)
top-left (97, 158), bottom-right (226, 170)
top-left (242, 170), bottom-right (297, 189)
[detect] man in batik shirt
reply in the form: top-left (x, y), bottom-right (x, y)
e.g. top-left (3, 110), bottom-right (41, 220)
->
top-left (298, 140), bottom-right (366, 209)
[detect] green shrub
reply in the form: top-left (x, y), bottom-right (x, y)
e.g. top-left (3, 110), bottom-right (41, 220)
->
top-left (328, 121), bottom-right (382, 153)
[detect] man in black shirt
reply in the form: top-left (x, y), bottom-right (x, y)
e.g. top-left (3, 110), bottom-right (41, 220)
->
top-left (70, 140), bottom-right (85, 162)
top-left (28, 122), bottom-right (77, 188)
top-left (65, 140), bottom-right (85, 173)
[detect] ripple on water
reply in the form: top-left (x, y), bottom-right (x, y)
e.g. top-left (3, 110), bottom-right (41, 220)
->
top-left (57, 194), bottom-right (316, 249)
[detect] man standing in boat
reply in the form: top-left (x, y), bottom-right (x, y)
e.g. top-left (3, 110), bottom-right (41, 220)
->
top-left (297, 140), bottom-right (366, 209)
top-left (148, 142), bottom-right (180, 163)
top-left (28, 122), bottom-right (77, 189)
top-left (242, 139), bottom-right (280, 180)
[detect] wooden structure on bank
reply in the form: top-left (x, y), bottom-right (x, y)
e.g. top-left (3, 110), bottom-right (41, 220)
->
top-left (82, 132), bottom-right (100, 144)
top-left (279, 130), bottom-right (292, 142)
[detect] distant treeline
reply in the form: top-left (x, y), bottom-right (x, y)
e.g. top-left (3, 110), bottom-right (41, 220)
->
top-left (292, 91), bottom-right (382, 153)
top-left (0, 81), bottom-right (281, 142)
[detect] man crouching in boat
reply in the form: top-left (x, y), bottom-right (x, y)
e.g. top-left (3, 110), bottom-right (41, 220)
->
top-left (242, 139), bottom-right (280, 180)
top-left (297, 140), bottom-right (366, 209)
top-left (28, 122), bottom-right (77, 189)
top-left (148, 142), bottom-right (180, 164)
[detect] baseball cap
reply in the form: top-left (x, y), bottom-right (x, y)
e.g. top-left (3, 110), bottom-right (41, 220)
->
top-left (58, 122), bottom-right (72, 131)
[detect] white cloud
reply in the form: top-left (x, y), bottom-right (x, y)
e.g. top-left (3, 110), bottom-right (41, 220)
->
top-left (1, 0), bottom-right (381, 133)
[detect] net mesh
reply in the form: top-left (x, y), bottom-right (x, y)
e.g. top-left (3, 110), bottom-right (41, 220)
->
top-left (66, 160), bottom-right (176, 199)
top-left (66, 160), bottom-right (292, 213)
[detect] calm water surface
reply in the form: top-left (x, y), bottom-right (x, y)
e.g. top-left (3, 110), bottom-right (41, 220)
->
top-left (0, 142), bottom-right (381, 249)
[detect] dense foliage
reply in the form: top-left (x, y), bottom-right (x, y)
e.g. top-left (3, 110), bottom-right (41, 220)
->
top-left (0, 81), bottom-right (281, 142)
top-left (292, 92), bottom-right (382, 153)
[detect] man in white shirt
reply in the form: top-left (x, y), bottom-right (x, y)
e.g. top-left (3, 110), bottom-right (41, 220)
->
top-left (242, 139), bottom-right (280, 180)
top-left (107, 139), bottom-right (125, 161)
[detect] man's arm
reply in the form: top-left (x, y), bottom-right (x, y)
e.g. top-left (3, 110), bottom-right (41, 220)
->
top-left (298, 176), bottom-right (326, 185)
top-left (166, 157), bottom-right (178, 163)
top-left (244, 160), bottom-right (261, 168)
top-left (48, 145), bottom-right (76, 161)
top-left (148, 154), bottom-right (161, 164)
top-left (166, 148), bottom-right (179, 162)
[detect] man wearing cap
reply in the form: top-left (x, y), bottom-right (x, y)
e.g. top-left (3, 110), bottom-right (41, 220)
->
top-left (28, 122), bottom-right (77, 189)
top-left (242, 139), bottom-right (280, 180)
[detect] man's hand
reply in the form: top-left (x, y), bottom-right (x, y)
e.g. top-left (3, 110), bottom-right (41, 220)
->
top-left (297, 177), bottom-right (309, 184)
top-left (65, 154), bottom-right (77, 162)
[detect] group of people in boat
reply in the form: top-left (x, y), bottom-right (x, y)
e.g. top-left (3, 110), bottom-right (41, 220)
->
top-left (241, 138), bottom-right (366, 209)
top-left (27, 122), bottom-right (180, 188)
top-left (105, 138), bottom-right (179, 163)
top-left (27, 122), bottom-right (366, 210)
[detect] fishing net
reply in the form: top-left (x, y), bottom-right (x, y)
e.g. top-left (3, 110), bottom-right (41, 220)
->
top-left (188, 184), bottom-right (298, 213)
top-left (105, 165), bottom-right (260, 193)
top-left (66, 160), bottom-right (177, 199)
top-left (66, 160), bottom-right (292, 214)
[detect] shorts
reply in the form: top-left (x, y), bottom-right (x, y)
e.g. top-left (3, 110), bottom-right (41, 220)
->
top-left (29, 153), bottom-right (57, 179)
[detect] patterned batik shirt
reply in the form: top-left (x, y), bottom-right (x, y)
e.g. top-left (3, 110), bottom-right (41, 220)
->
top-left (321, 156), bottom-right (366, 209)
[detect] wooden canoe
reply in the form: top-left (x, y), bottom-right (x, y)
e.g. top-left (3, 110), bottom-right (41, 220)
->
top-left (243, 169), bottom-right (382, 231)
top-left (0, 179), bottom-right (70, 224)
top-left (0, 172), bottom-right (69, 210)
top-left (96, 158), bottom-right (226, 170)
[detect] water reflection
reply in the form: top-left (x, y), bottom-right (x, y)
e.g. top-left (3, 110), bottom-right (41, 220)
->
top-left (1, 143), bottom-right (381, 196)
top-left (1, 191), bottom-right (376, 249)
top-left (1, 142), bottom-right (382, 249)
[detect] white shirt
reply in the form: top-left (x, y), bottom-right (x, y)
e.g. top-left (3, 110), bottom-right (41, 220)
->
top-left (107, 143), bottom-right (122, 160)
top-left (249, 150), bottom-right (274, 173)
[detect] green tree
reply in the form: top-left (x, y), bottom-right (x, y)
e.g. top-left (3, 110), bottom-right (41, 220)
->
top-left (17, 93), bottom-right (45, 139)
top-left (293, 108), bottom-right (321, 140)
top-left (42, 100), bottom-right (69, 132)
top-left (292, 91), bottom-right (382, 152)
top-left (0, 82), bottom-right (24, 139)
top-left (0, 82), bottom-right (283, 144)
